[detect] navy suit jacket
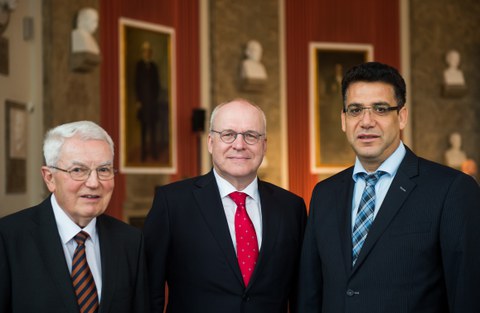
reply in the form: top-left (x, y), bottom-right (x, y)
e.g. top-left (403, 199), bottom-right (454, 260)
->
top-left (144, 171), bottom-right (307, 313)
top-left (297, 147), bottom-right (480, 313)
top-left (0, 197), bottom-right (149, 313)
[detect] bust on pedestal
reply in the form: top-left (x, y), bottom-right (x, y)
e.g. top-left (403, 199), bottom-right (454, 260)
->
top-left (442, 49), bottom-right (467, 97)
top-left (241, 40), bottom-right (267, 91)
top-left (71, 7), bottom-right (101, 72)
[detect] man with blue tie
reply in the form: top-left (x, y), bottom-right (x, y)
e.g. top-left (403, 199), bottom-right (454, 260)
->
top-left (297, 62), bottom-right (480, 313)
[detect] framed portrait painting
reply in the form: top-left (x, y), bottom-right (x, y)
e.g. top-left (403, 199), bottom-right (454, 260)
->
top-left (119, 18), bottom-right (176, 174)
top-left (309, 42), bottom-right (373, 174)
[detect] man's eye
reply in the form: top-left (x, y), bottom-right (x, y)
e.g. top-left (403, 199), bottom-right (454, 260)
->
top-left (245, 132), bottom-right (258, 140)
top-left (348, 107), bottom-right (362, 114)
top-left (97, 167), bottom-right (111, 173)
top-left (222, 132), bottom-right (236, 138)
top-left (71, 167), bottom-right (87, 174)
top-left (374, 106), bottom-right (389, 113)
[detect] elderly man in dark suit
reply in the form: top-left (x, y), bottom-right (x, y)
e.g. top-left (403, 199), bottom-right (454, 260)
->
top-left (297, 62), bottom-right (480, 313)
top-left (0, 121), bottom-right (149, 313)
top-left (144, 99), bottom-right (307, 313)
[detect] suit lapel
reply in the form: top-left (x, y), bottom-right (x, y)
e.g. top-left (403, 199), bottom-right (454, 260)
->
top-left (351, 148), bottom-right (418, 272)
top-left (34, 198), bottom-right (80, 312)
top-left (336, 169), bottom-right (356, 274)
top-left (246, 181), bottom-right (280, 289)
top-left (193, 172), bottom-right (244, 286)
top-left (96, 216), bottom-right (118, 313)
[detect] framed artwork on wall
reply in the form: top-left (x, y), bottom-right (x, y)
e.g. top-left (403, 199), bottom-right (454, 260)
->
top-left (119, 17), bottom-right (176, 174)
top-left (5, 100), bottom-right (27, 193)
top-left (309, 42), bottom-right (373, 174)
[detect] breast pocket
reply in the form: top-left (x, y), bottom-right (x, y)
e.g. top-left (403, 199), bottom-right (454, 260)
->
top-left (390, 222), bottom-right (432, 237)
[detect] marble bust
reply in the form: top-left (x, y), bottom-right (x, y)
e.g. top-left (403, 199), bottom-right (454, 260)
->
top-left (444, 132), bottom-right (467, 169)
top-left (70, 7), bottom-right (101, 72)
top-left (241, 40), bottom-right (267, 91)
top-left (443, 50), bottom-right (465, 86)
top-left (442, 49), bottom-right (467, 97)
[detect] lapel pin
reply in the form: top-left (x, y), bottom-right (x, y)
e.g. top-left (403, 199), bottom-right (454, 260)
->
top-left (400, 186), bottom-right (406, 192)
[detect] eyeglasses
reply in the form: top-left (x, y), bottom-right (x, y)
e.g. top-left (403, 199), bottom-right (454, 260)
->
top-left (210, 129), bottom-right (265, 145)
top-left (49, 165), bottom-right (117, 181)
top-left (343, 104), bottom-right (399, 118)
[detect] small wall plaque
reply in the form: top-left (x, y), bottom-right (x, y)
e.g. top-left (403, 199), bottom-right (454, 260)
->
top-left (0, 36), bottom-right (9, 75)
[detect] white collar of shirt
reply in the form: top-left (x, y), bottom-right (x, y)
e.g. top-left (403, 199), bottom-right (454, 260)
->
top-left (213, 169), bottom-right (260, 201)
top-left (51, 193), bottom-right (98, 245)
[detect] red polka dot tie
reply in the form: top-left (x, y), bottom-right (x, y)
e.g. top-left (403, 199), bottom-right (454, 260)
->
top-left (72, 231), bottom-right (99, 313)
top-left (229, 191), bottom-right (259, 286)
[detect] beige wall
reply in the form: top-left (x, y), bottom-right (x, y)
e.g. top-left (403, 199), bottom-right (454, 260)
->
top-left (0, 0), bottom-right (44, 217)
top-left (410, 0), bottom-right (480, 165)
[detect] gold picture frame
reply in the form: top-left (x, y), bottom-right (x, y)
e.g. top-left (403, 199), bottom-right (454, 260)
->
top-left (309, 42), bottom-right (373, 174)
top-left (119, 18), bottom-right (177, 174)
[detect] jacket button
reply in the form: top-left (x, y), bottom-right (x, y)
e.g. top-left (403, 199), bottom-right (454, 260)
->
top-left (346, 289), bottom-right (355, 297)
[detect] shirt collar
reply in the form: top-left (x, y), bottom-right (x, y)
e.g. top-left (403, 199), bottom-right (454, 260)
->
top-left (352, 142), bottom-right (406, 181)
top-left (213, 168), bottom-right (259, 201)
top-left (50, 193), bottom-right (98, 245)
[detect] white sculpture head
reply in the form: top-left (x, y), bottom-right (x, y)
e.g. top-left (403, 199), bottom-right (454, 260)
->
top-left (77, 7), bottom-right (98, 34)
top-left (445, 50), bottom-right (460, 69)
top-left (245, 40), bottom-right (263, 62)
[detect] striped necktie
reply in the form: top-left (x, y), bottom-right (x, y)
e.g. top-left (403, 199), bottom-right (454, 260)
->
top-left (72, 231), bottom-right (99, 313)
top-left (352, 171), bottom-right (385, 266)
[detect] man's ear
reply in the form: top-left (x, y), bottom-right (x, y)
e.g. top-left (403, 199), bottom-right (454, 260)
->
top-left (41, 166), bottom-right (56, 192)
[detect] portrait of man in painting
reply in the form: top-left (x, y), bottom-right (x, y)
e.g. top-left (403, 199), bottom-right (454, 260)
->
top-left (120, 19), bottom-right (175, 174)
top-left (311, 44), bottom-right (372, 172)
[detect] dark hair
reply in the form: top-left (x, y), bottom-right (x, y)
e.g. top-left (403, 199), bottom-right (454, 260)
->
top-left (341, 62), bottom-right (406, 109)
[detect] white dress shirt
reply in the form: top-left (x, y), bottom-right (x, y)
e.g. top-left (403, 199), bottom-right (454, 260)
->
top-left (213, 169), bottom-right (263, 252)
top-left (51, 194), bottom-right (102, 301)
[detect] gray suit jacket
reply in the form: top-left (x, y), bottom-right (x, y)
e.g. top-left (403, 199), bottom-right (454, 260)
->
top-left (297, 147), bottom-right (480, 313)
top-left (0, 197), bottom-right (149, 313)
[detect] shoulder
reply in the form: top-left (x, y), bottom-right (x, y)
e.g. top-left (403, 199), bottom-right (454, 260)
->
top-left (0, 202), bottom-right (47, 232)
top-left (416, 156), bottom-right (474, 184)
top-left (98, 214), bottom-right (141, 235)
top-left (155, 173), bottom-right (214, 195)
top-left (313, 167), bottom-right (353, 190)
top-left (259, 180), bottom-right (304, 204)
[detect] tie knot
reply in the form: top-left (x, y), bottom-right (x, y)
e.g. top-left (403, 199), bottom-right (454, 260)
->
top-left (73, 231), bottom-right (90, 245)
top-left (359, 171), bottom-right (386, 186)
top-left (229, 191), bottom-right (247, 207)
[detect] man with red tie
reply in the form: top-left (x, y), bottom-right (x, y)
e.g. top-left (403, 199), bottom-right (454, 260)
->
top-left (0, 121), bottom-right (149, 313)
top-left (144, 99), bottom-right (307, 313)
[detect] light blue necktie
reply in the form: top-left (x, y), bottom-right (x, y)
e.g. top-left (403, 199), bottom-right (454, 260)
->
top-left (352, 171), bottom-right (385, 266)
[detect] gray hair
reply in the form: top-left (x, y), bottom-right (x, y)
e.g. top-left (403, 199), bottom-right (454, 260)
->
top-left (43, 120), bottom-right (114, 166)
top-left (209, 98), bottom-right (267, 135)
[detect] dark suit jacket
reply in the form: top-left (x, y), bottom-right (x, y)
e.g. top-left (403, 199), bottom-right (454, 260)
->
top-left (143, 171), bottom-right (307, 313)
top-left (0, 197), bottom-right (149, 313)
top-left (297, 147), bottom-right (480, 313)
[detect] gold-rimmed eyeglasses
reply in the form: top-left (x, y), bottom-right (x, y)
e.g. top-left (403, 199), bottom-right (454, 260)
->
top-left (49, 165), bottom-right (117, 181)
